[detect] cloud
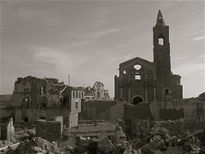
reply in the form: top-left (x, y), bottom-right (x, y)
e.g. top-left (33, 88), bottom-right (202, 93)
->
top-left (172, 56), bottom-right (187, 61)
top-left (90, 28), bottom-right (119, 38)
top-left (32, 47), bottom-right (88, 74)
top-left (173, 62), bottom-right (205, 75)
top-left (2, 1), bottom-right (60, 26)
top-left (72, 41), bottom-right (88, 47)
top-left (94, 7), bottom-right (109, 26)
top-left (123, 54), bottom-right (132, 61)
top-left (193, 36), bottom-right (205, 41)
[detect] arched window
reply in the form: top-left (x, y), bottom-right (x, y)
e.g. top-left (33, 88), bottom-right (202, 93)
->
top-left (75, 101), bottom-right (78, 109)
top-left (132, 96), bottom-right (143, 105)
top-left (158, 38), bottom-right (164, 45)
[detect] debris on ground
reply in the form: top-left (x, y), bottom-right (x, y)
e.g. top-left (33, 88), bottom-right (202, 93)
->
top-left (1, 120), bottom-right (205, 154)
top-left (5, 137), bottom-right (61, 154)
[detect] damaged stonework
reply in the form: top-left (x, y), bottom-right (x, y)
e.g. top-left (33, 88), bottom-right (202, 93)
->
top-left (80, 100), bottom-right (124, 121)
top-left (0, 118), bottom-right (15, 144)
top-left (7, 118), bottom-right (15, 144)
top-left (115, 10), bottom-right (182, 104)
top-left (92, 81), bottom-right (110, 100)
top-left (11, 76), bottom-right (83, 128)
top-left (150, 96), bottom-right (205, 121)
top-left (36, 120), bottom-right (62, 141)
top-left (77, 81), bottom-right (110, 102)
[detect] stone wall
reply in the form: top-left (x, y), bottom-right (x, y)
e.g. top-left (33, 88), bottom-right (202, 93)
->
top-left (36, 120), bottom-right (61, 141)
top-left (64, 122), bottom-right (117, 137)
top-left (149, 100), bottom-right (205, 121)
top-left (124, 103), bottom-right (152, 120)
top-left (54, 116), bottom-right (63, 134)
top-left (0, 124), bottom-right (7, 140)
top-left (0, 108), bottom-right (13, 120)
top-left (107, 102), bottom-right (124, 121)
top-left (81, 99), bottom-right (205, 122)
top-left (80, 100), bottom-right (117, 120)
top-left (68, 113), bottom-right (78, 128)
top-left (15, 108), bottom-right (70, 125)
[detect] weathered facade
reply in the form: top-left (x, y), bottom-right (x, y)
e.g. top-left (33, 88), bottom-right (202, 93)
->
top-left (11, 76), bottom-right (83, 128)
top-left (79, 82), bottom-right (110, 102)
top-left (83, 86), bottom-right (95, 101)
top-left (93, 81), bottom-right (110, 100)
top-left (115, 10), bottom-right (183, 104)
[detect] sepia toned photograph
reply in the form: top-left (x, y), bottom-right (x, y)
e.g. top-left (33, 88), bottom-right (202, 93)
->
top-left (0, 0), bottom-right (204, 153)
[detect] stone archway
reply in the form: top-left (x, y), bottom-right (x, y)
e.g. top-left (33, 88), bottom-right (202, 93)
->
top-left (132, 95), bottom-right (143, 105)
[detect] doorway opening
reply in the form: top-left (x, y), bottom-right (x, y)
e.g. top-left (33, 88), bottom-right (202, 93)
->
top-left (132, 96), bottom-right (143, 105)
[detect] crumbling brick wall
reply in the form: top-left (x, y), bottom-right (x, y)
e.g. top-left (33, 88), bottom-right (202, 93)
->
top-left (36, 120), bottom-right (61, 141)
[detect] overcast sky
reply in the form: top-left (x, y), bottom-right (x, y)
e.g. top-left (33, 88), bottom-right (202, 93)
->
top-left (0, 0), bottom-right (204, 98)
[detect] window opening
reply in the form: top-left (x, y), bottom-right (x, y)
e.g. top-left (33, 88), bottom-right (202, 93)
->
top-left (165, 89), bottom-right (169, 95)
top-left (134, 64), bottom-right (141, 70)
top-left (158, 38), bottom-right (164, 45)
top-left (75, 101), bottom-right (78, 109)
top-left (135, 74), bottom-right (141, 80)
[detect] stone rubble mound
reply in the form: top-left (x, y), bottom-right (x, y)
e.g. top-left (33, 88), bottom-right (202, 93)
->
top-left (5, 121), bottom-right (204, 154)
top-left (138, 124), bottom-right (202, 154)
top-left (6, 137), bottom-right (61, 154)
top-left (63, 123), bottom-right (204, 154)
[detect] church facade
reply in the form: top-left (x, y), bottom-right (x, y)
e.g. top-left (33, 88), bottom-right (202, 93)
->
top-left (114, 10), bottom-right (183, 104)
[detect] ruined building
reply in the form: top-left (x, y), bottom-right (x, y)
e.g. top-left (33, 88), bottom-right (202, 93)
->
top-left (93, 81), bottom-right (110, 100)
top-left (11, 76), bottom-right (83, 128)
top-left (81, 81), bottom-right (110, 101)
top-left (115, 10), bottom-right (183, 104)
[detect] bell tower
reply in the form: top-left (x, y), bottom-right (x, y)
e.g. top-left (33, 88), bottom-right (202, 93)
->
top-left (153, 10), bottom-right (171, 82)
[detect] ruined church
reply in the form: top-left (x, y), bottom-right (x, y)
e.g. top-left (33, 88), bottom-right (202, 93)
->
top-left (115, 10), bottom-right (183, 104)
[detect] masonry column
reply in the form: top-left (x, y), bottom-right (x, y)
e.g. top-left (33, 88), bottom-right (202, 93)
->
top-left (128, 86), bottom-right (131, 104)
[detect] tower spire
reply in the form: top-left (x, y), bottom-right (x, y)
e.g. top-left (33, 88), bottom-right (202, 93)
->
top-left (156, 10), bottom-right (166, 26)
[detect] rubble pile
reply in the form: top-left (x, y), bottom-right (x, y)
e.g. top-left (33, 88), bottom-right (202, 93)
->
top-left (0, 141), bottom-right (6, 148)
top-left (178, 132), bottom-right (201, 154)
top-left (97, 134), bottom-right (116, 153)
top-left (5, 137), bottom-right (61, 154)
top-left (62, 123), bottom-right (204, 154)
top-left (138, 124), bottom-right (202, 154)
top-left (158, 120), bottom-right (205, 137)
top-left (13, 128), bottom-right (35, 142)
top-left (138, 125), bottom-right (172, 153)
top-left (3, 121), bottom-right (204, 154)
top-left (196, 129), bottom-right (205, 152)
